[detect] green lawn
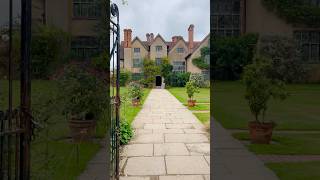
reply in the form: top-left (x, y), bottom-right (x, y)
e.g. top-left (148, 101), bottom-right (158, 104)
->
top-left (267, 162), bottom-right (320, 180)
top-left (0, 80), bottom-right (101, 180)
top-left (168, 87), bottom-right (210, 103)
top-left (213, 81), bottom-right (320, 130)
top-left (194, 113), bottom-right (210, 124)
top-left (188, 104), bottom-right (210, 111)
top-left (120, 87), bottom-right (151, 124)
top-left (233, 132), bottom-right (320, 155)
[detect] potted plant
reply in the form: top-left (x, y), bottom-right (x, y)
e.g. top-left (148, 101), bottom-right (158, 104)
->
top-left (243, 60), bottom-right (287, 144)
top-left (57, 66), bottom-right (108, 142)
top-left (128, 82), bottom-right (144, 106)
top-left (186, 80), bottom-right (199, 107)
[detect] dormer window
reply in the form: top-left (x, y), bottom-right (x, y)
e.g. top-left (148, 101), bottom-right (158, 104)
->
top-left (177, 48), bottom-right (184, 53)
top-left (134, 48), bottom-right (140, 53)
top-left (156, 46), bottom-right (163, 52)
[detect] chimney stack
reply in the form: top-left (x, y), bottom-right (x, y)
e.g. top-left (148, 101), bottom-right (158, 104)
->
top-left (172, 36), bottom-right (178, 43)
top-left (146, 33), bottom-right (150, 42)
top-left (188, 24), bottom-right (194, 51)
top-left (124, 29), bottom-right (132, 48)
top-left (150, 33), bottom-right (154, 42)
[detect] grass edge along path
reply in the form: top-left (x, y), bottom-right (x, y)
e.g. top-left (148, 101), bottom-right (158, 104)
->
top-left (168, 87), bottom-right (210, 125)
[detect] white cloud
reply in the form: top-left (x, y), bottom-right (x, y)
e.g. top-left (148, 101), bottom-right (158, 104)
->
top-left (113, 0), bottom-right (210, 42)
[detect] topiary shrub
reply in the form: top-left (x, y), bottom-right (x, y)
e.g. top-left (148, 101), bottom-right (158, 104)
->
top-left (166, 72), bottom-right (191, 87)
top-left (258, 34), bottom-right (306, 83)
top-left (189, 73), bottom-right (206, 88)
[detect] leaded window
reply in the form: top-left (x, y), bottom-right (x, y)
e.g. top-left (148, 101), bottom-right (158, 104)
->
top-left (212, 0), bottom-right (241, 37)
top-left (155, 58), bottom-right (162, 66)
top-left (133, 58), bottom-right (142, 68)
top-left (71, 36), bottom-right (99, 58)
top-left (202, 70), bottom-right (210, 81)
top-left (176, 47), bottom-right (185, 53)
top-left (173, 61), bottom-right (186, 72)
top-left (73, 0), bottom-right (100, 19)
top-left (156, 46), bottom-right (163, 52)
top-left (134, 48), bottom-right (140, 53)
top-left (294, 31), bottom-right (320, 63)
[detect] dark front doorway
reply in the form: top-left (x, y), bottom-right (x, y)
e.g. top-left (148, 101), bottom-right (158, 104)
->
top-left (156, 76), bottom-right (162, 86)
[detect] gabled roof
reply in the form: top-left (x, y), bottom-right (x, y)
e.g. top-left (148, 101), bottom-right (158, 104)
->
top-left (132, 36), bottom-right (149, 50)
top-left (151, 34), bottom-right (167, 45)
top-left (168, 37), bottom-right (188, 53)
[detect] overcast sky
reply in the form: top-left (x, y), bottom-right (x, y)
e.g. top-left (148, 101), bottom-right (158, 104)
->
top-left (113, 0), bottom-right (210, 42)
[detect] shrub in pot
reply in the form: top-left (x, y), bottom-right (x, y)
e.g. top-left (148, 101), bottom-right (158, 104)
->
top-left (128, 82), bottom-right (144, 106)
top-left (57, 66), bottom-right (108, 142)
top-left (186, 80), bottom-right (199, 107)
top-left (242, 59), bottom-right (288, 144)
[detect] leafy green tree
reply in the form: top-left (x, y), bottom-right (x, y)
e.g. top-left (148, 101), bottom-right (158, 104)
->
top-left (141, 59), bottom-right (160, 88)
top-left (160, 57), bottom-right (173, 83)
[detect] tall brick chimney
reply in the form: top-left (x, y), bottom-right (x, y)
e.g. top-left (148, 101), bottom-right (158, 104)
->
top-left (124, 29), bottom-right (132, 48)
top-left (188, 24), bottom-right (194, 51)
top-left (150, 33), bottom-right (154, 42)
top-left (146, 33), bottom-right (150, 42)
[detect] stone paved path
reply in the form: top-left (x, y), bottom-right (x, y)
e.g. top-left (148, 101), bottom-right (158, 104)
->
top-left (120, 89), bottom-right (210, 180)
top-left (212, 120), bottom-right (279, 180)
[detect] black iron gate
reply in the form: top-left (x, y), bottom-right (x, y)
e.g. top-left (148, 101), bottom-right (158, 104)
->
top-left (0, 0), bottom-right (33, 179)
top-left (110, 3), bottom-right (121, 180)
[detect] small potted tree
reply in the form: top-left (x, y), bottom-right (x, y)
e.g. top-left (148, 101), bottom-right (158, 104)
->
top-left (58, 66), bottom-right (107, 142)
top-left (128, 82), bottom-right (144, 106)
top-left (243, 60), bottom-right (287, 144)
top-left (186, 80), bottom-right (200, 107)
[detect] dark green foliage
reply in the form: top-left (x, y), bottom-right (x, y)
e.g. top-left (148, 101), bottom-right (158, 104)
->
top-left (119, 120), bottom-right (133, 145)
top-left (141, 59), bottom-right (160, 88)
top-left (189, 73), bottom-right (206, 88)
top-left (212, 34), bottom-right (258, 80)
top-left (166, 72), bottom-right (191, 87)
top-left (31, 25), bottom-right (71, 79)
top-left (242, 58), bottom-right (288, 122)
top-left (192, 47), bottom-right (210, 70)
top-left (258, 34), bottom-right (306, 83)
top-left (186, 80), bottom-right (200, 100)
top-left (119, 70), bottom-right (132, 86)
top-left (263, 0), bottom-right (320, 27)
top-left (160, 57), bottom-right (173, 82)
top-left (57, 65), bottom-right (108, 120)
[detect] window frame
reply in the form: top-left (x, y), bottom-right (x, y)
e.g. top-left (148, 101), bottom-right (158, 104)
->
top-left (71, 36), bottom-right (99, 59)
top-left (176, 47), bottom-right (185, 53)
top-left (294, 31), bottom-right (320, 63)
top-left (156, 45), bottom-right (163, 52)
top-left (133, 58), bottom-right (142, 68)
top-left (73, 0), bottom-right (100, 19)
top-left (172, 61), bottom-right (186, 72)
top-left (134, 48), bottom-right (141, 53)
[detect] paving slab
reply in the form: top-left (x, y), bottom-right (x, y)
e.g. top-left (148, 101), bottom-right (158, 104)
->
top-left (130, 134), bottom-right (164, 144)
top-left (154, 143), bottom-right (189, 156)
top-left (159, 175), bottom-right (204, 180)
top-left (165, 156), bottom-right (210, 175)
top-left (124, 157), bottom-right (166, 176)
top-left (186, 143), bottom-right (210, 155)
top-left (165, 134), bottom-right (209, 143)
top-left (122, 144), bottom-right (153, 157)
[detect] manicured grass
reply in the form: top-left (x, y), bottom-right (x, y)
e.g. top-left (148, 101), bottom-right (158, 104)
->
top-left (188, 104), bottom-right (210, 111)
top-left (213, 81), bottom-right (320, 130)
top-left (168, 87), bottom-right (210, 103)
top-left (0, 80), bottom-right (102, 179)
top-left (267, 161), bottom-right (320, 180)
top-left (120, 87), bottom-right (151, 124)
top-left (194, 113), bottom-right (210, 124)
top-left (233, 132), bottom-right (320, 155)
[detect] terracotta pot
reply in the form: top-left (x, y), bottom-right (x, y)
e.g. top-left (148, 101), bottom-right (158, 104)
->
top-left (187, 100), bottom-right (196, 107)
top-left (248, 121), bottom-right (275, 144)
top-left (132, 98), bottom-right (140, 107)
top-left (69, 118), bottom-right (96, 142)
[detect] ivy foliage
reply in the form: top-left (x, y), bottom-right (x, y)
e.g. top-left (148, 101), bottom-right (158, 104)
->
top-left (192, 47), bottom-right (210, 70)
top-left (262, 0), bottom-right (320, 27)
top-left (212, 34), bottom-right (258, 80)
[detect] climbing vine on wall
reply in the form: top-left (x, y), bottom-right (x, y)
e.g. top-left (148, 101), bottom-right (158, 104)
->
top-left (192, 47), bottom-right (210, 70)
top-left (262, 0), bottom-right (320, 27)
